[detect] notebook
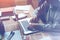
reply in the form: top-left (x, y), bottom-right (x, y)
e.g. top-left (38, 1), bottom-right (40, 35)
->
top-left (19, 19), bottom-right (36, 35)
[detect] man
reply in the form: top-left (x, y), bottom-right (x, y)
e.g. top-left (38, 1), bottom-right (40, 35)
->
top-left (28, 0), bottom-right (60, 32)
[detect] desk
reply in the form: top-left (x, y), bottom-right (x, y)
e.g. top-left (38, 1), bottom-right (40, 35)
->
top-left (25, 32), bottom-right (60, 40)
top-left (3, 19), bottom-right (19, 32)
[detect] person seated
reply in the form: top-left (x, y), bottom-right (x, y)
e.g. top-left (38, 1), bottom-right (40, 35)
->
top-left (28, 0), bottom-right (60, 32)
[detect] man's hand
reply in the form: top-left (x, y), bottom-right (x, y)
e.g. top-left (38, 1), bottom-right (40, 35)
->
top-left (30, 17), bottom-right (39, 23)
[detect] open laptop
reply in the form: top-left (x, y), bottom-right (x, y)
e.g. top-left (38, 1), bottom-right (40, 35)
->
top-left (18, 19), bottom-right (37, 35)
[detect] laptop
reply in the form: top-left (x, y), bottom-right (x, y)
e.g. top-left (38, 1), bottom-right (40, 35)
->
top-left (18, 19), bottom-right (36, 35)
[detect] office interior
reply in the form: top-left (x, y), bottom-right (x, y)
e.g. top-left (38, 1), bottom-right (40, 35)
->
top-left (0, 0), bottom-right (60, 40)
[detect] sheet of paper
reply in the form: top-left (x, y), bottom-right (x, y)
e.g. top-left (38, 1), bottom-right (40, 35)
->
top-left (4, 30), bottom-right (22, 40)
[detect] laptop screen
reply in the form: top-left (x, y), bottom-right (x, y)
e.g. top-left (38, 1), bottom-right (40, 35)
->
top-left (20, 20), bottom-right (34, 34)
top-left (20, 20), bottom-right (29, 31)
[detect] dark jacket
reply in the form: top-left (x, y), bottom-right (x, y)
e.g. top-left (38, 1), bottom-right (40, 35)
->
top-left (41, 0), bottom-right (60, 32)
top-left (0, 21), bottom-right (5, 35)
top-left (28, 0), bottom-right (60, 32)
